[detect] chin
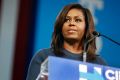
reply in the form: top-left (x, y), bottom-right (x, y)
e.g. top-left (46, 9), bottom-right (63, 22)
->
top-left (66, 37), bottom-right (79, 40)
top-left (67, 36), bottom-right (78, 39)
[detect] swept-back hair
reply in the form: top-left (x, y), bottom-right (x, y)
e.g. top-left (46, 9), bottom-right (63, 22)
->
top-left (51, 3), bottom-right (96, 61)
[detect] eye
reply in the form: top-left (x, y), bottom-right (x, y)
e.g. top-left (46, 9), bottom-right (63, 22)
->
top-left (65, 18), bottom-right (70, 22)
top-left (75, 18), bottom-right (82, 22)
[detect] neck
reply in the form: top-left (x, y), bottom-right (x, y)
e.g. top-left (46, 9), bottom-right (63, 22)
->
top-left (63, 40), bottom-right (83, 54)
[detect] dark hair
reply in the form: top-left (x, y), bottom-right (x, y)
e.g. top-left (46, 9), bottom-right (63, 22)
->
top-left (51, 3), bottom-right (96, 61)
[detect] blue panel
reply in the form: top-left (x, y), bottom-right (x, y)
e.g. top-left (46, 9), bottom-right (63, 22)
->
top-left (48, 56), bottom-right (120, 80)
top-left (96, 0), bottom-right (120, 67)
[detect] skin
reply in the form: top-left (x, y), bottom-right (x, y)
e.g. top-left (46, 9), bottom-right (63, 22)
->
top-left (62, 8), bottom-right (86, 54)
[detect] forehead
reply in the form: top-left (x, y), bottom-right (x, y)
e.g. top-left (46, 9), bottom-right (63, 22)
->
top-left (66, 8), bottom-right (84, 17)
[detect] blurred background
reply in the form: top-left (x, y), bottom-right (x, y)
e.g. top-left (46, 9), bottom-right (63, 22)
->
top-left (0, 0), bottom-right (120, 80)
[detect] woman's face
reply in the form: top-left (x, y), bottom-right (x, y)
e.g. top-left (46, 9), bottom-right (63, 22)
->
top-left (62, 8), bottom-right (86, 41)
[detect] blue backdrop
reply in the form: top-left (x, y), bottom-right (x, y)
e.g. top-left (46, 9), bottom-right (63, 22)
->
top-left (33, 0), bottom-right (120, 68)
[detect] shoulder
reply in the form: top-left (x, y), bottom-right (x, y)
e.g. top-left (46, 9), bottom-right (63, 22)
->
top-left (94, 55), bottom-right (107, 66)
top-left (26, 48), bottom-right (54, 80)
top-left (32, 48), bottom-right (54, 63)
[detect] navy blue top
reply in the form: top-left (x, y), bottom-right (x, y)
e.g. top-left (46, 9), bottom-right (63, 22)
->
top-left (26, 48), bottom-right (107, 80)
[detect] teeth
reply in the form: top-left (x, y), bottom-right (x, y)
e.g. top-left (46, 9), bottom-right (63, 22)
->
top-left (68, 30), bottom-right (76, 32)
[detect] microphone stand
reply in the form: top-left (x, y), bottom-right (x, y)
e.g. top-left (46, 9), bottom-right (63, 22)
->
top-left (83, 34), bottom-right (98, 62)
top-left (100, 34), bottom-right (120, 46)
top-left (93, 31), bottom-right (120, 46)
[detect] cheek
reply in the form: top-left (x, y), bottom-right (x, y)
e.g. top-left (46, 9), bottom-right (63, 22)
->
top-left (78, 23), bottom-right (86, 31)
top-left (77, 24), bottom-right (86, 36)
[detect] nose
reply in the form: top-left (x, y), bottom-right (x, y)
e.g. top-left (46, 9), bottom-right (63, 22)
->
top-left (69, 20), bottom-right (75, 26)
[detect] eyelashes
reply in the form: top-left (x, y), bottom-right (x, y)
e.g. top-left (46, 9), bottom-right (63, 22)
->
top-left (65, 18), bottom-right (82, 23)
top-left (75, 19), bottom-right (82, 22)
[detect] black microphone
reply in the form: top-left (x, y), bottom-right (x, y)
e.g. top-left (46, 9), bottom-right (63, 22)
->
top-left (93, 31), bottom-right (120, 46)
top-left (92, 31), bottom-right (100, 37)
top-left (83, 32), bottom-right (98, 62)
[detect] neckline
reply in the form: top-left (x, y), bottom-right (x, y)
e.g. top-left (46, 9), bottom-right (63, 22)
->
top-left (62, 48), bottom-right (83, 58)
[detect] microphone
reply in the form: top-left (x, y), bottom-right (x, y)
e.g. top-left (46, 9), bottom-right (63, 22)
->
top-left (93, 31), bottom-right (120, 46)
top-left (83, 32), bottom-right (98, 62)
top-left (92, 31), bottom-right (100, 37)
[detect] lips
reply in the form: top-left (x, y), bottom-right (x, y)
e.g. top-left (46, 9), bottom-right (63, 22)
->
top-left (67, 29), bottom-right (77, 33)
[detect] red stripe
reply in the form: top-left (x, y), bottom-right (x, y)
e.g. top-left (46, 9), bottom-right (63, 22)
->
top-left (11, 0), bottom-right (35, 80)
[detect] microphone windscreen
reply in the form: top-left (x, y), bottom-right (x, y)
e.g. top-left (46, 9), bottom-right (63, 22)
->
top-left (92, 31), bottom-right (100, 37)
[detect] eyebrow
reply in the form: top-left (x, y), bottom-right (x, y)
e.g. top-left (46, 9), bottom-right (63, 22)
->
top-left (66, 15), bottom-right (84, 19)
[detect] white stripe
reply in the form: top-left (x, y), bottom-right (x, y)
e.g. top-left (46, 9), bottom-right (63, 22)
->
top-left (0, 0), bottom-right (20, 80)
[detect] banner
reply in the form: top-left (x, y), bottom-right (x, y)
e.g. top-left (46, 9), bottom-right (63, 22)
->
top-left (49, 56), bottom-right (120, 80)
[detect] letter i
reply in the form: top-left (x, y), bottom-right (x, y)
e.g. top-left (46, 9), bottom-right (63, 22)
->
top-left (115, 71), bottom-right (118, 80)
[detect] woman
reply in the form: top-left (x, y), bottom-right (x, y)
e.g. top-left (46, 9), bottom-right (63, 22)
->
top-left (26, 3), bottom-right (106, 80)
